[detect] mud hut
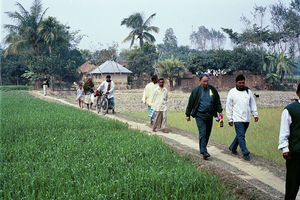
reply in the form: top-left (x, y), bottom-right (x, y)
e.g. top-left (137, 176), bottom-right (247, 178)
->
top-left (88, 60), bottom-right (132, 89)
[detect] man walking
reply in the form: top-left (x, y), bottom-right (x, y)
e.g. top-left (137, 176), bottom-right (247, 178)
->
top-left (152, 78), bottom-right (168, 133)
top-left (41, 75), bottom-right (49, 96)
top-left (278, 83), bottom-right (300, 200)
top-left (97, 75), bottom-right (115, 113)
top-left (226, 74), bottom-right (258, 161)
top-left (142, 75), bottom-right (158, 125)
top-left (185, 74), bottom-right (223, 160)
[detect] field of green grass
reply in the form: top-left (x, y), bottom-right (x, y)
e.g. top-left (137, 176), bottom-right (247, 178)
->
top-left (123, 107), bottom-right (285, 165)
top-left (0, 90), bottom-right (233, 199)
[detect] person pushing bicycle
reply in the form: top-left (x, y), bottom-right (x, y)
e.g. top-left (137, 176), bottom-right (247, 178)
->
top-left (96, 75), bottom-right (115, 114)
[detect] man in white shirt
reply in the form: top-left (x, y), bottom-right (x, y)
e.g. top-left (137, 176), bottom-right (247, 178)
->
top-left (152, 78), bottom-right (168, 133)
top-left (97, 75), bottom-right (115, 113)
top-left (226, 74), bottom-right (258, 161)
top-left (142, 75), bottom-right (158, 125)
top-left (278, 83), bottom-right (300, 200)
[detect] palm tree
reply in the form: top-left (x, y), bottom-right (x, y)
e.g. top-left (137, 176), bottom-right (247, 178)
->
top-left (121, 13), bottom-right (159, 48)
top-left (4, 0), bottom-right (48, 56)
top-left (38, 16), bottom-right (68, 56)
top-left (154, 58), bottom-right (186, 88)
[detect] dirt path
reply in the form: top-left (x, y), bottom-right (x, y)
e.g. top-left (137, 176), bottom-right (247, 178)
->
top-left (30, 91), bottom-right (299, 200)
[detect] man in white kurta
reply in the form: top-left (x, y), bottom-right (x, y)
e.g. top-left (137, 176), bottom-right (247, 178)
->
top-left (97, 75), bottom-right (115, 113)
top-left (151, 78), bottom-right (168, 133)
top-left (142, 75), bottom-right (158, 125)
top-left (226, 74), bottom-right (258, 161)
top-left (278, 83), bottom-right (300, 200)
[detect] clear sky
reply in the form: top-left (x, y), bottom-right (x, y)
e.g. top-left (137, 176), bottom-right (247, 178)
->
top-left (1, 0), bottom-right (290, 51)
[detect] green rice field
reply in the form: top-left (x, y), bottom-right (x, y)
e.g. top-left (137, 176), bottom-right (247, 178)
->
top-left (0, 90), bottom-right (233, 199)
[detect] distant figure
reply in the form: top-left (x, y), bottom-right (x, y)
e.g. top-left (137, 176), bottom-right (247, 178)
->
top-left (83, 77), bottom-right (94, 110)
top-left (76, 83), bottom-right (84, 109)
top-left (152, 78), bottom-right (168, 133)
top-left (142, 75), bottom-right (158, 125)
top-left (41, 75), bottom-right (49, 96)
top-left (278, 83), bottom-right (300, 200)
top-left (185, 74), bottom-right (223, 160)
top-left (97, 75), bottom-right (115, 114)
top-left (226, 74), bottom-right (258, 161)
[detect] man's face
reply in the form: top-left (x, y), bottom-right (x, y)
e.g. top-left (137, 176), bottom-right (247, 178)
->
top-left (79, 85), bottom-right (82, 89)
top-left (106, 77), bottom-right (111, 82)
top-left (153, 79), bottom-right (158, 84)
top-left (158, 80), bottom-right (164, 87)
top-left (236, 80), bottom-right (245, 88)
top-left (200, 76), bottom-right (209, 88)
top-left (297, 91), bottom-right (300, 98)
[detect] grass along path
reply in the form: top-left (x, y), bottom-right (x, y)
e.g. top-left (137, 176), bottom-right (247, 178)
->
top-left (1, 91), bottom-right (233, 199)
top-left (122, 107), bottom-right (284, 165)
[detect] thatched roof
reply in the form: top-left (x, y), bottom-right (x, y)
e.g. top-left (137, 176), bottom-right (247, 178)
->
top-left (89, 60), bottom-right (132, 74)
top-left (77, 61), bottom-right (96, 74)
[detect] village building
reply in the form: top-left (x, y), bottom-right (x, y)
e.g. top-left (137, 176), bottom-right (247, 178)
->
top-left (77, 61), bottom-right (97, 83)
top-left (88, 60), bottom-right (132, 89)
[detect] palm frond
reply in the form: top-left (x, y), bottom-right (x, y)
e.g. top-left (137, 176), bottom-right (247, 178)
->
top-left (143, 13), bottom-right (156, 27)
top-left (15, 2), bottom-right (29, 18)
top-left (144, 32), bottom-right (156, 42)
top-left (144, 26), bottom-right (159, 33)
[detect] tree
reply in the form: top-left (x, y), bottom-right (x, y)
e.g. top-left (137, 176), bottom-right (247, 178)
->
top-left (38, 16), bottom-right (69, 56)
top-left (190, 26), bottom-right (210, 50)
top-left (264, 52), bottom-right (296, 83)
top-left (122, 42), bottom-right (158, 76)
top-left (154, 58), bottom-right (186, 88)
top-left (163, 28), bottom-right (177, 49)
top-left (121, 13), bottom-right (159, 48)
top-left (4, 0), bottom-right (48, 56)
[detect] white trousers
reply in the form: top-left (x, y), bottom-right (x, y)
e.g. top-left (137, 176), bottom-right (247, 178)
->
top-left (43, 85), bottom-right (47, 95)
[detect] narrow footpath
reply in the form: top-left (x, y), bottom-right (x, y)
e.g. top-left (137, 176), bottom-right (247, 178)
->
top-left (31, 91), bottom-right (300, 200)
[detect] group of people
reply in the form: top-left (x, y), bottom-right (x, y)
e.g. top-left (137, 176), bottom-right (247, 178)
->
top-left (144, 74), bottom-right (300, 199)
top-left (76, 75), bottom-right (115, 113)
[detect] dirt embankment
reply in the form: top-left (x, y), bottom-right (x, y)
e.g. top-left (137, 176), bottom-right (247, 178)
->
top-left (50, 89), bottom-right (298, 112)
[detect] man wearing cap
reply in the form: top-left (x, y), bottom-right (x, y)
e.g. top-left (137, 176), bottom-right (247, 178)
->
top-left (226, 74), bottom-right (258, 161)
top-left (278, 83), bottom-right (300, 200)
top-left (185, 74), bottom-right (223, 160)
top-left (142, 75), bottom-right (158, 125)
top-left (97, 75), bottom-right (115, 113)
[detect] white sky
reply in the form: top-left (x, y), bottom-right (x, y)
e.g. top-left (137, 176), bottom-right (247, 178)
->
top-left (1, 0), bottom-right (290, 51)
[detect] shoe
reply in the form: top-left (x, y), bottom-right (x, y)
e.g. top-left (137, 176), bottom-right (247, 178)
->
top-left (162, 129), bottom-right (168, 133)
top-left (243, 154), bottom-right (251, 161)
top-left (152, 129), bottom-right (157, 132)
top-left (229, 147), bottom-right (238, 155)
top-left (202, 152), bottom-right (210, 160)
top-left (112, 110), bottom-right (116, 114)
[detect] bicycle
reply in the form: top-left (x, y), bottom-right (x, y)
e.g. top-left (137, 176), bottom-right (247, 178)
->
top-left (96, 92), bottom-right (114, 114)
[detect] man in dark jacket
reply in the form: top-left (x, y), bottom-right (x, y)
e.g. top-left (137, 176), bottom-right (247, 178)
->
top-left (278, 83), bottom-right (300, 200)
top-left (186, 74), bottom-right (223, 160)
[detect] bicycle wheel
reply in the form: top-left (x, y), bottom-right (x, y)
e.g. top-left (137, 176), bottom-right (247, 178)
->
top-left (96, 96), bottom-right (101, 114)
top-left (100, 96), bottom-right (109, 114)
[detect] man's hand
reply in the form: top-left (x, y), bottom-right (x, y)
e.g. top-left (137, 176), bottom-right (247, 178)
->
top-left (228, 121), bottom-right (233, 126)
top-left (186, 116), bottom-right (191, 122)
top-left (254, 117), bottom-right (259, 122)
top-left (283, 152), bottom-right (291, 160)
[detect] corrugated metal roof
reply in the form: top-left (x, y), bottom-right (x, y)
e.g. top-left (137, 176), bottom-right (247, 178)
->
top-left (88, 60), bottom-right (132, 74)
